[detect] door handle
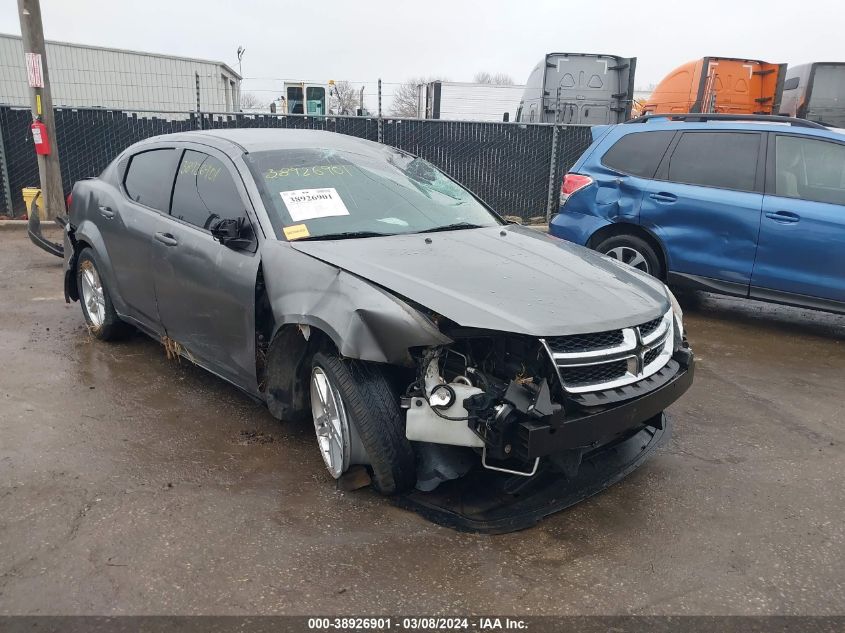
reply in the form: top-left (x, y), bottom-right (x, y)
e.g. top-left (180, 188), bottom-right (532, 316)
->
top-left (765, 210), bottom-right (800, 224)
top-left (154, 232), bottom-right (178, 246)
top-left (98, 205), bottom-right (115, 219)
top-left (649, 192), bottom-right (677, 203)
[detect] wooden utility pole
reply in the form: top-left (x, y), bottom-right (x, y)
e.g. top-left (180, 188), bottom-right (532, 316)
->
top-left (18, 0), bottom-right (63, 220)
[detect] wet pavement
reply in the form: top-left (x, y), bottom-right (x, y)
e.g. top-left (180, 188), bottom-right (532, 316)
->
top-left (1, 230), bottom-right (843, 615)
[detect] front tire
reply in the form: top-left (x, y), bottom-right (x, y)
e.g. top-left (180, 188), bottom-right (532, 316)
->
top-left (310, 352), bottom-right (415, 495)
top-left (76, 247), bottom-right (131, 341)
top-left (595, 234), bottom-right (663, 278)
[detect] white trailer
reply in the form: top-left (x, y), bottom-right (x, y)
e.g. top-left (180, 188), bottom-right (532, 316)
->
top-left (416, 81), bottom-right (526, 122)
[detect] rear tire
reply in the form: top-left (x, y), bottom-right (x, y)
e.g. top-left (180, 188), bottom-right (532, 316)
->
top-left (76, 247), bottom-right (132, 341)
top-left (595, 234), bottom-right (663, 278)
top-left (310, 352), bottom-right (416, 495)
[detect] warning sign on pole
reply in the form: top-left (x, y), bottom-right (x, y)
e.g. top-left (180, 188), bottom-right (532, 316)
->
top-left (26, 52), bottom-right (43, 88)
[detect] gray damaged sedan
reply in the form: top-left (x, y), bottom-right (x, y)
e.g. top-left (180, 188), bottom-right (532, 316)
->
top-left (56, 129), bottom-right (694, 530)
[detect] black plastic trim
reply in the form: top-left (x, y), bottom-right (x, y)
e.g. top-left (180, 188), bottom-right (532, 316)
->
top-left (516, 352), bottom-right (694, 457)
top-left (749, 286), bottom-right (845, 315)
top-left (668, 272), bottom-right (749, 297)
top-left (626, 113), bottom-right (827, 129)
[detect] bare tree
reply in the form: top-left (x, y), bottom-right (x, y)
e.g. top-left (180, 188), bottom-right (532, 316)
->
top-left (472, 71), bottom-right (515, 85)
top-left (391, 76), bottom-right (448, 117)
top-left (239, 92), bottom-right (264, 110)
top-left (331, 80), bottom-right (359, 115)
top-left (390, 76), bottom-right (426, 117)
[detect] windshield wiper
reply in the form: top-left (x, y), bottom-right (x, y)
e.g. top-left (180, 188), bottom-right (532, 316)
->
top-left (294, 230), bottom-right (391, 241)
top-left (417, 222), bottom-right (485, 234)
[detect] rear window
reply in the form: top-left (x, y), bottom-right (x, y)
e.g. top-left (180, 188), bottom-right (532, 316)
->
top-left (667, 132), bottom-right (760, 192)
top-left (601, 131), bottom-right (675, 178)
top-left (124, 149), bottom-right (180, 212)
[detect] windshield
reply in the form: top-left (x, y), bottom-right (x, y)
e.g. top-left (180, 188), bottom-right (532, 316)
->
top-left (244, 147), bottom-right (501, 241)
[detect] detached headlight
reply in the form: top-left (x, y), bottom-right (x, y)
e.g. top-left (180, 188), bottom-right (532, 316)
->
top-left (665, 285), bottom-right (684, 340)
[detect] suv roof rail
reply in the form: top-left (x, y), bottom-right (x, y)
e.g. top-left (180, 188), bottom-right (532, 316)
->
top-left (625, 113), bottom-right (828, 129)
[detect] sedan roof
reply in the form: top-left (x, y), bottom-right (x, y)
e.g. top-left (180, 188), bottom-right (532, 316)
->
top-left (141, 128), bottom-right (385, 155)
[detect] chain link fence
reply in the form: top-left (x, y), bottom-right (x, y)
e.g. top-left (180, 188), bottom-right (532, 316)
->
top-left (0, 105), bottom-right (592, 221)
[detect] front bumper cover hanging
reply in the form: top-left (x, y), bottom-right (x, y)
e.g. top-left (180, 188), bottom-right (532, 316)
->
top-left (393, 415), bottom-right (671, 534)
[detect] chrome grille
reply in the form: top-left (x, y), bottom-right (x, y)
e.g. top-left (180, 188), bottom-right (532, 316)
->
top-left (643, 346), bottom-right (662, 367)
top-left (545, 330), bottom-right (624, 354)
top-left (541, 310), bottom-right (674, 394)
top-left (559, 360), bottom-right (629, 387)
top-left (639, 316), bottom-right (663, 339)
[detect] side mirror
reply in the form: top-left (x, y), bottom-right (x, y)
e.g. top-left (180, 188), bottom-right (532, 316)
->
top-left (209, 216), bottom-right (253, 250)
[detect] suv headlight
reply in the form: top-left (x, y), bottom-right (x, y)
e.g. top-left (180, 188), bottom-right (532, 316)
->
top-left (666, 285), bottom-right (684, 340)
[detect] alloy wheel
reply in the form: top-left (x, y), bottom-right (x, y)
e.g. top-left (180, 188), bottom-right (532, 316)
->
top-left (79, 261), bottom-right (106, 328)
top-left (310, 366), bottom-right (351, 478)
top-left (605, 246), bottom-right (650, 273)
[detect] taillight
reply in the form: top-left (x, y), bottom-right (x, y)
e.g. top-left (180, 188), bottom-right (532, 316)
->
top-left (65, 192), bottom-right (72, 210)
top-left (561, 173), bottom-right (593, 201)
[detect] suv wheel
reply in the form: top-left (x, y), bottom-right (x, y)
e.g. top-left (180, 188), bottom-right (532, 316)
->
top-left (595, 235), bottom-right (663, 278)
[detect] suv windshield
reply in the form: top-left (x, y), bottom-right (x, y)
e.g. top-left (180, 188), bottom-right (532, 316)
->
top-left (244, 147), bottom-right (501, 240)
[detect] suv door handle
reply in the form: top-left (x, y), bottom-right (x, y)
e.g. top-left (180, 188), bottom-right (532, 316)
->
top-left (154, 232), bottom-right (178, 246)
top-left (98, 205), bottom-right (115, 219)
top-left (649, 192), bottom-right (677, 203)
top-left (765, 210), bottom-right (800, 224)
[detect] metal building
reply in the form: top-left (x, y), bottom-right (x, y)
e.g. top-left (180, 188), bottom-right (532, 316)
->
top-left (0, 33), bottom-right (241, 112)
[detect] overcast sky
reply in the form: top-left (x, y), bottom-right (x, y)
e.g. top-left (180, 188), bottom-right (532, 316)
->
top-left (1, 0), bottom-right (843, 109)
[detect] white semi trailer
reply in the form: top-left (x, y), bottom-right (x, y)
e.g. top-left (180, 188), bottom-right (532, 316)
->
top-left (415, 81), bottom-right (526, 122)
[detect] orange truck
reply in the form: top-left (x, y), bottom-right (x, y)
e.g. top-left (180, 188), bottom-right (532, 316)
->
top-left (637, 57), bottom-right (787, 116)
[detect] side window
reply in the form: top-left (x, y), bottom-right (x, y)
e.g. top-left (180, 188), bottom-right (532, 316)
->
top-left (171, 150), bottom-right (245, 229)
top-left (775, 135), bottom-right (845, 205)
top-left (601, 131), bottom-right (675, 178)
top-left (783, 76), bottom-right (800, 91)
top-left (667, 132), bottom-right (760, 192)
top-left (123, 149), bottom-right (180, 211)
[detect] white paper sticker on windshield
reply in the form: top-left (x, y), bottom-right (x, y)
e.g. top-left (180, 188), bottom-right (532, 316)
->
top-left (279, 187), bottom-right (349, 222)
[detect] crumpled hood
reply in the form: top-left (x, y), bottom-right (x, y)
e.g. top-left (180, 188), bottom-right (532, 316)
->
top-left (291, 225), bottom-right (670, 336)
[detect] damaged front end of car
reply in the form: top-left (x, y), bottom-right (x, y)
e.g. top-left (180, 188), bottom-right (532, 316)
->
top-left (394, 306), bottom-right (694, 531)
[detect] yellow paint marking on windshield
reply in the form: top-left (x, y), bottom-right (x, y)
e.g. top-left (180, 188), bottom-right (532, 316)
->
top-left (264, 165), bottom-right (351, 179)
top-left (283, 224), bottom-right (311, 240)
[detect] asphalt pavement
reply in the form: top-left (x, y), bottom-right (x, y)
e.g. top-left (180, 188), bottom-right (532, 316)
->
top-left (1, 230), bottom-right (843, 615)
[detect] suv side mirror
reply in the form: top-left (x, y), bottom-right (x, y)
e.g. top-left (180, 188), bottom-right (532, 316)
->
top-left (209, 216), bottom-right (253, 250)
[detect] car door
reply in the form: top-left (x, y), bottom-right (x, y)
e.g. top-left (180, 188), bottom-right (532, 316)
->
top-left (107, 146), bottom-right (181, 331)
top-left (151, 146), bottom-right (261, 393)
top-left (751, 133), bottom-right (845, 305)
top-left (596, 129), bottom-right (676, 220)
top-left (640, 130), bottom-right (765, 290)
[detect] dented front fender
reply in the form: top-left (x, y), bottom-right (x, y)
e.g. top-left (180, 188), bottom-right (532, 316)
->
top-left (260, 241), bottom-right (451, 366)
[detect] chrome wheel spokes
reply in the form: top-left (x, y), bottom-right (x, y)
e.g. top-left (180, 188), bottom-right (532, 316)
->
top-left (310, 367), bottom-right (351, 478)
top-left (606, 246), bottom-right (649, 273)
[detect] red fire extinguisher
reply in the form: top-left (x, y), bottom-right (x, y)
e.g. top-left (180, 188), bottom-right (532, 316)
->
top-left (31, 118), bottom-right (50, 155)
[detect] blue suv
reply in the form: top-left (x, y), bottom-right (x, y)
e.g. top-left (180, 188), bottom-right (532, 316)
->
top-left (550, 114), bottom-right (845, 314)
